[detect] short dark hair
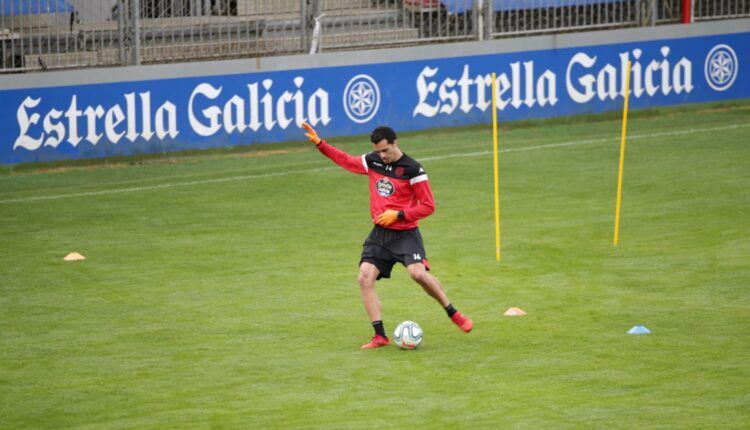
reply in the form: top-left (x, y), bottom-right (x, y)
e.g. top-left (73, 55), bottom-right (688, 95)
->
top-left (370, 126), bottom-right (397, 144)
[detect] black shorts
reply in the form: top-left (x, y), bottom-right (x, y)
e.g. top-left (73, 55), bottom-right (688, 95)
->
top-left (359, 225), bottom-right (431, 280)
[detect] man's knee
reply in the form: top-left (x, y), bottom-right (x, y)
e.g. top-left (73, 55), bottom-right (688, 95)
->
top-left (358, 273), bottom-right (374, 288)
top-left (358, 263), bottom-right (379, 287)
top-left (407, 263), bottom-right (427, 282)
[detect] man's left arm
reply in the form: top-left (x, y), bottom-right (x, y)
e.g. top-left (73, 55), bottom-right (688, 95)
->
top-left (402, 175), bottom-right (435, 222)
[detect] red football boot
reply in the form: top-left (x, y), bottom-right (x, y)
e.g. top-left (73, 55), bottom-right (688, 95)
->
top-left (451, 312), bottom-right (473, 333)
top-left (361, 334), bottom-right (390, 349)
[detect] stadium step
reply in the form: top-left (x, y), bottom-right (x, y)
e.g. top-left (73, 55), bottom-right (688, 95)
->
top-left (24, 51), bottom-right (99, 71)
top-left (263, 24), bottom-right (419, 52)
top-left (237, 0), bottom-right (386, 16)
top-left (323, 0), bottom-right (374, 10)
top-left (95, 39), bottom-right (269, 66)
top-left (237, 0), bottom-right (300, 16)
top-left (321, 27), bottom-right (420, 49)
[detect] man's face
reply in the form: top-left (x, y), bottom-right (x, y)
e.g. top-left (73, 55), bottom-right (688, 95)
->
top-left (372, 139), bottom-right (399, 164)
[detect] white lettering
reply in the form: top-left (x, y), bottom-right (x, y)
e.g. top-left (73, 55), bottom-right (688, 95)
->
top-left (565, 46), bottom-right (692, 104)
top-left (597, 64), bottom-right (618, 101)
top-left (567, 53), bottom-right (597, 103)
top-left (645, 60), bottom-right (660, 96)
top-left (660, 47), bottom-right (672, 95)
top-left (523, 61), bottom-right (536, 108)
top-left (631, 49), bottom-right (644, 98)
top-left (414, 66), bottom-right (440, 117)
top-left (475, 74), bottom-right (493, 112)
top-left (672, 57), bottom-right (693, 94)
top-left (536, 70), bottom-right (557, 107)
top-left (510, 62), bottom-right (522, 109)
top-left (495, 73), bottom-right (511, 111)
top-left (438, 77), bottom-right (458, 114)
top-left (293, 77), bottom-right (307, 126)
top-left (105, 105), bottom-right (126, 144)
top-left (139, 92), bottom-right (154, 141)
top-left (223, 95), bottom-right (247, 134)
top-left (155, 102), bottom-right (178, 139)
top-left (247, 83), bottom-right (261, 132)
top-left (307, 89), bottom-right (331, 126)
top-left (83, 105), bottom-right (105, 145)
top-left (42, 108), bottom-right (64, 148)
top-left (414, 63), bottom-right (557, 117)
top-left (65, 95), bottom-right (83, 147)
top-left (189, 83), bottom-right (223, 137)
top-left (125, 92), bottom-right (138, 142)
top-left (276, 91), bottom-right (294, 129)
top-left (14, 97), bottom-right (43, 150)
top-left (261, 79), bottom-right (276, 131)
top-left (458, 66), bottom-right (473, 113)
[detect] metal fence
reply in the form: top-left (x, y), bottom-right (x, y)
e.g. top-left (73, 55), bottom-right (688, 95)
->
top-left (1, 0), bottom-right (748, 73)
top-left (694, 0), bottom-right (750, 19)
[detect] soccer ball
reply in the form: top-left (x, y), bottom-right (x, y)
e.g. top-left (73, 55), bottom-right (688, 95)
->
top-left (393, 321), bottom-right (423, 350)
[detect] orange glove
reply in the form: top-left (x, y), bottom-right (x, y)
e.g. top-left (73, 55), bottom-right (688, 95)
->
top-left (375, 210), bottom-right (401, 227)
top-left (301, 122), bottom-right (322, 145)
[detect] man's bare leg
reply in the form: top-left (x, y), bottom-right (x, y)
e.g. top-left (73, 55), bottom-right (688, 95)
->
top-left (358, 262), bottom-right (391, 348)
top-left (406, 263), bottom-right (450, 307)
top-left (358, 262), bottom-right (382, 322)
top-left (407, 263), bottom-right (473, 333)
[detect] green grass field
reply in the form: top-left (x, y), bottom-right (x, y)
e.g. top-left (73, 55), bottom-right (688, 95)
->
top-left (1, 100), bottom-right (749, 429)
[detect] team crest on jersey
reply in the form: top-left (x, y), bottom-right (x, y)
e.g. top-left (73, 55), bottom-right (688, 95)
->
top-left (376, 178), bottom-right (395, 197)
top-left (395, 167), bottom-right (405, 177)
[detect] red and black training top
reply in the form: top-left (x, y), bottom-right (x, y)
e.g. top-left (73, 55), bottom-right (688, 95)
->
top-left (317, 140), bottom-right (435, 230)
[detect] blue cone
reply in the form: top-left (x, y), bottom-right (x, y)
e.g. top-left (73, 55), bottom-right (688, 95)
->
top-left (627, 325), bottom-right (651, 334)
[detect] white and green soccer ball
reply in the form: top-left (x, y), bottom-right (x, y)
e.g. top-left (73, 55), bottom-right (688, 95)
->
top-left (394, 321), bottom-right (423, 350)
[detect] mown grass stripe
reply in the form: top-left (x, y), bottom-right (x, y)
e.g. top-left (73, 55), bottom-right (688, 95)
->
top-left (1, 123), bottom-right (745, 205)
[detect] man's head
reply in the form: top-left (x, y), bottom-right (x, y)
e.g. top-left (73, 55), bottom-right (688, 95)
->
top-left (370, 126), bottom-right (402, 164)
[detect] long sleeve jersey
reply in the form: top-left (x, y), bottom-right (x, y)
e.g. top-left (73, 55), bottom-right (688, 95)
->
top-left (317, 140), bottom-right (435, 230)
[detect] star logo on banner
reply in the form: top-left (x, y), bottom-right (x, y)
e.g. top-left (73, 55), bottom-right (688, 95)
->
top-left (343, 74), bottom-right (380, 123)
top-left (349, 82), bottom-right (375, 116)
top-left (705, 44), bottom-right (738, 92)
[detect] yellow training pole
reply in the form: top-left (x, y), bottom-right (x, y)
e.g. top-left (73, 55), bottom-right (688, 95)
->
top-left (491, 73), bottom-right (501, 261)
top-left (613, 61), bottom-right (632, 246)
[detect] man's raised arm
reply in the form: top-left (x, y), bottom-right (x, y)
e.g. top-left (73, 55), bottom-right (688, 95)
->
top-left (302, 122), bottom-right (368, 175)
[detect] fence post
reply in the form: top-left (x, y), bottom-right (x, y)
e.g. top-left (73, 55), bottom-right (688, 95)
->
top-left (131, 0), bottom-right (141, 65)
top-left (118, 0), bottom-right (127, 65)
top-left (635, 0), bottom-right (650, 27)
top-left (304, 0), bottom-right (322, 53)
top-left (473, 0), bottom-right (483, 41)
top-left (300, 0), bottom-right (308, 52)
top-left (484, 0), bottom-right (494, 39)
top-left (637, 0), bottom-right (655, 26)
top-left (682, 0), bottom-right (693, 23)
top-left (639, 0), bottom-right (656, 26)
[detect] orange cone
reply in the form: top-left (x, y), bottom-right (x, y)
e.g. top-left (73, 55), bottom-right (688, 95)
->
top-left (63, 252), bottom-right (86, 261)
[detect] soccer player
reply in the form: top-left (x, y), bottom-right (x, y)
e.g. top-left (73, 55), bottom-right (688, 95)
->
top-left (302, 122), bottom-right (473, 349)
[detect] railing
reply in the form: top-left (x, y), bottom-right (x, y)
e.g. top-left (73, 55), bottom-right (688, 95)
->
top-left (1, 0), bottom-right (748, 73)
top-left (694, 0), bottom-right (750, 19)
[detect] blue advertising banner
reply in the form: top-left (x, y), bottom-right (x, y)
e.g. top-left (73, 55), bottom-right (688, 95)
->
top-left (1, 31), bottom-right (748, 165)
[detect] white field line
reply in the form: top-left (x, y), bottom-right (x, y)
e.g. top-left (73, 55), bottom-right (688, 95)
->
top-left (0, 167), bottom-right (333, 204)
top-left (1, 123), bottom-right (747, 205)
top-left (420, 123), bottom-right (749, 162)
